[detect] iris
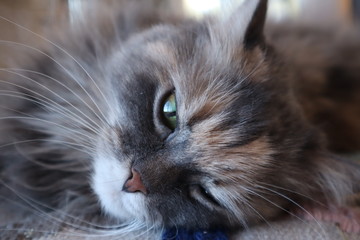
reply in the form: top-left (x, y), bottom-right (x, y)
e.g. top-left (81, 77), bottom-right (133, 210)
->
top-left (162, 93), bottom-right (177, 130)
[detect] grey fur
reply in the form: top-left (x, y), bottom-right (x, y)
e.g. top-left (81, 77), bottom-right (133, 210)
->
top-left (0, 0), bottom-right (360, 239)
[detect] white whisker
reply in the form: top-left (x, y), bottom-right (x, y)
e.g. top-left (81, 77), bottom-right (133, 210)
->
top-left (255, 184), bottom-right (328, 236)
top-left (239, 185), bottom-right (328, 238)
top-left (0, 68), bottom-right (105, 136)
top-left (0, 40), bottom-right (110, 128)
top-left (241, 197), bottom-right (275, 230)
top-left (0, 139), bottom-right (95, 155)
top-left (0, 115), bottom-right (95, 145)
top-left (0, 92), bottom-right (98, 144)
top-left (0, 182), bottom-right (128, 233)
top-left (0, 15), bottom-right (116, 121)
top-left (258, 181), bottom-right (326, 207)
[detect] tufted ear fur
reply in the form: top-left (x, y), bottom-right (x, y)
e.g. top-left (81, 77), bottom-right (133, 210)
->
top-left (242, 0), bottom-right (268, 48)
top-left (212, 0), bottom-right (268, 49)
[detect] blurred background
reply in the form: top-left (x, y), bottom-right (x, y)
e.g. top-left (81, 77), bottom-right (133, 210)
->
top-left (0, 0), bottom-right (359, 67)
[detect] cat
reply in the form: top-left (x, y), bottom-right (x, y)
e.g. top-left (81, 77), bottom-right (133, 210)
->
top-left (0, 0), bottom-right (360, 239)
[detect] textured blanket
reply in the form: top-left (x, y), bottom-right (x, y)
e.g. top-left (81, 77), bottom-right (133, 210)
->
top-left (1, 202), bottom-right (360, 240)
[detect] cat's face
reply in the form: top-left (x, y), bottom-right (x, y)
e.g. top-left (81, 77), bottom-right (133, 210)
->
top-left (92, 0), bottom-right (316, 229)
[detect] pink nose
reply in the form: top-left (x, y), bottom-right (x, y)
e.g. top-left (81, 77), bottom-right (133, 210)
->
top-left (122, 168), bottom-right (148, 195)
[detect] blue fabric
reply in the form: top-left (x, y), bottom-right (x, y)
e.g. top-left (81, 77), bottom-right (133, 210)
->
top-left (162, 228), bottom-right (228, 240)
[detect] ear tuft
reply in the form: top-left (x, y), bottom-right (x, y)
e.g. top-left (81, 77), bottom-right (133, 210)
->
top-left (243, 0), bottom-right (268, 49)
top-left (211, 0), bottom-right (268, 50)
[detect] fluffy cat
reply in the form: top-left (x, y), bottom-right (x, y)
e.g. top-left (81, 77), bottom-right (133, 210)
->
top-left (0, 0), bottom-right (360, 239)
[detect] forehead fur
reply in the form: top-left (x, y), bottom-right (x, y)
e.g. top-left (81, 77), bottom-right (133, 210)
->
top-left (126, 20), bottom-right (274, 170)
top-left (134, 21), bottom-right (270, 126)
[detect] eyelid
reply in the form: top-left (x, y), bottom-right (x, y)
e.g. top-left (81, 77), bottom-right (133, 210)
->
top-left (189, 184), bottom-right (222, 208)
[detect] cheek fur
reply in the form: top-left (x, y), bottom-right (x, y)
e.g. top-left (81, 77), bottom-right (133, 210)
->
top-left (190, 134), bottom-right (283, 223)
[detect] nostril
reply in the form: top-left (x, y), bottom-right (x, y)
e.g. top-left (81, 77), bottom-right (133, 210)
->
top-left (122, 168), bottom-right (148, 195)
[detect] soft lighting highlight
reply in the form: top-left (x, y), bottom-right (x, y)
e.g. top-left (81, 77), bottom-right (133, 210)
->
top-left (183, 0), bottom-right (222, 17)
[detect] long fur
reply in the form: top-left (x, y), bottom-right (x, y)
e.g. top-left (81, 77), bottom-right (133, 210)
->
top-left (0, 0), bottom-right (360, 239)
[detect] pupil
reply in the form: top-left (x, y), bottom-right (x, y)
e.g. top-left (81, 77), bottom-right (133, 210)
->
top-left (164, 111), bottom-right (176, 117)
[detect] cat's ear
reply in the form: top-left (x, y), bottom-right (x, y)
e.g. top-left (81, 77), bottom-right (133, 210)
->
top-left (215, 0), bottom-right (268, 49)
top-left (242, 0), bottom-right (268, 48)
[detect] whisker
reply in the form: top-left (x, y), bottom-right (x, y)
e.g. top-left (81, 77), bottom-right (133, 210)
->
top-left (0, 68), bottom-right (105, 136)
top-left (0, 115), bottom-right (96, 145)
top-left (239, 185), bottom-right (328, 238)
top-left (213, 168), bottom-right (330, 237)
top-left (0, 15), bottom-right (116, 121)
top-left (0, 93), bottom-right (97, 145)
top-left (0, 182), bottom-right (128, 233)
top-left (0, 189), bottom-right (147, 238)
top-left (241, 197), bottom-right (275, 231)
top-left (0, 40), bottom-right (110, 128)
top-left (0, 139), bottom-right (95, 156)
top-left (255, 184), bottom-right (328, 229)
top-left (101, 178), bottom-right (126, 184)
top-left (258, 181), bottom-right (326, 207)
top-left (0, 81), bottom-right (100, 135)
top-left (12, 146), bottom-right (91, 174)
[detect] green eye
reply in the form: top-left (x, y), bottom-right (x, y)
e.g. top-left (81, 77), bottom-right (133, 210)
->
top-left (162, 93), bottom-right (177, 130)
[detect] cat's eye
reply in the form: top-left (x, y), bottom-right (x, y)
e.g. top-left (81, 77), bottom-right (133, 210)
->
top-left (190, 184), bottom-right (221, 208)
top-left (162, 93), bottom-right (177, 130)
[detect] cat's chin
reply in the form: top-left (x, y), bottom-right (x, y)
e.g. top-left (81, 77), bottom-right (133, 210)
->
top-left (91, 154), bottom-right (149, 222)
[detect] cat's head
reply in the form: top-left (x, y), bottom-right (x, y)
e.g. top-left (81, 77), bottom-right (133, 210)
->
top-left (92, 0), bottom-right (321, 229)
